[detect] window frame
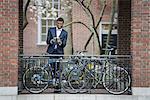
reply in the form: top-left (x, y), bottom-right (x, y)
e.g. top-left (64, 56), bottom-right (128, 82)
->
top-left (99, 22), bottom-right (118, 46)
top-left (37, 0), bottom-right (61, 45)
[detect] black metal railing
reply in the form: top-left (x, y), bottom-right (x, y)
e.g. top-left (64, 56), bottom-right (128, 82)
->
top-left (18, 55), bottom-right (132, 94)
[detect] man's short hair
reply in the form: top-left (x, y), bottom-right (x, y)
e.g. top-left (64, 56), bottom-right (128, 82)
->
top-left (57, 17), bottom-right (64, 23)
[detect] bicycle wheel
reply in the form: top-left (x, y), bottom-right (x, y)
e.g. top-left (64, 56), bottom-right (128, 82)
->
top-left (103, 66), bottom-right (131, 94)
top-left (61, 69), bottom-right (75, 93)
top-left (23, 67), bottom-right (49, 93)
top-left (67, 67), bottom-right (86, 93)
top-left (90, 61), bottom-right (103, 88)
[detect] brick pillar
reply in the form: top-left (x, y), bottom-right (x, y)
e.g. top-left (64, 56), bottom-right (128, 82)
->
top-left (19, 0), bottom-right (23, 54)
top-left (0, 0), bottom-right (19, 95)
top-left (131, 0), bottom-right (150, 95)
top-left (118, 0), bottom-right (131, 55)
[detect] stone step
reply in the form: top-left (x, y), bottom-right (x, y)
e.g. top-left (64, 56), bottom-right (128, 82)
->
top-left (0, 94), bottom-right (150, 100)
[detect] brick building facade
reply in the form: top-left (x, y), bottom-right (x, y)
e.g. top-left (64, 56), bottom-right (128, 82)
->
top-left (0, 0), bottom-right (150, 95)
top-left (131, 0), bottom-right (150, 94)
top-left (0, 0), bottom-right (19, 95)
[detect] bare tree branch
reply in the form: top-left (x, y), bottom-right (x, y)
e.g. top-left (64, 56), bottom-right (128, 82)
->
top-left (105, 0), bottom-right (117, 54)
top-left (81, 0), bottom-right (85, 3)
top-left (80, 0), bottom-right (96, 27)
top-left (23, 0), bottom-right (31, 30)
top-left (88, 0), bottom-right (92, 8)
top-left (95, 1), bottom-right (107, 29)
top-left (86, 5), bottom-right (96, 27)
top-left (64, 21), bottom-right (92, 33)
top-left (82, 0), bottom-right (92, 8)
top-left (84, 27), bottom-right (101, 53)
top-left (74, 0), bottom-right (95, 27)
top-left (84, 32), bottom-right (94, 50)
top-left (93, 27), bottom-right (101, 50)
top-left (74, 0), bottom-right (91, 17)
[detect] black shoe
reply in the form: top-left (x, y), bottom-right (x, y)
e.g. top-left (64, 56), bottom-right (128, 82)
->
top-left (54, 90), bottom-right (61, 93)
top-left (54, 85), bottom-right (61, 93)
top-left (54, 88), bottom-right (61, 93)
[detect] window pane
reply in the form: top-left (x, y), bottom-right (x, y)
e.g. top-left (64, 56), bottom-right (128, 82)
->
top-left (42, 13), bottom-right (46, 17)
top-left (113, 24), bottom-right (117, 30)
top-left (54, 20), bottom-right (56, 26)
top-left (49, 2), bottom-right (52, 8)
top-left (102, 24), bottom-right (110, 30)
top-left (47, 11), bottom-right (53, 17)
top-left (41, 35), bottom-right (47, 41)
top-left (48, 19), bottom-right (53, 26)
top-left (102, 34), bottom-right (117, 54)
top-left (54, 3), bottom-right (59, 9)
top-left (42, 27), bottom-right (46, 33)
top-left (42, 19), bottom-right (46, 25)
top-left (39, 0), bottom-right (60, 43)
top-left (56, 11), bottom-right (59, 17)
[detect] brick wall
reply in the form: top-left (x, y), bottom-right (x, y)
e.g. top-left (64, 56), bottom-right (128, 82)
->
top-left (118, 0), bottom-right (131, 55)
top-left (0, 0), bottom-right (19, 87)
top-left (19, 0), bottom-right (23, 54)
top-left (131, 0), bottom-right (150, 87)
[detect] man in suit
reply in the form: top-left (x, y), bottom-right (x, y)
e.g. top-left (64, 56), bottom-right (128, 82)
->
top-left (46, 17), bottom-right (68, 55)
top-left (46, 17), bottom-right (68, 93)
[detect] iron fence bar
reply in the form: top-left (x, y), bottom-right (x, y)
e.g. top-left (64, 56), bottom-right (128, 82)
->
top-left (19, 54), bottom-right (131, 58)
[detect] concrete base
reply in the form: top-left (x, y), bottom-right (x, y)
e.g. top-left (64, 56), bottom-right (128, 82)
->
top-left (0, 87), bottom-right (18, 95)
top-left (132, 87), bottom-right (150, 95)
top-left (0, 87), bottom-right (150, 100)
top-left (0, 94), bottom-right (150, 100)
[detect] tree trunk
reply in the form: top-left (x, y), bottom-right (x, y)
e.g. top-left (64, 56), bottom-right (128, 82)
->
top-left (105, 0), bottom-right (116, 54)
top-left (23, 0), bottom-right (30, 30)
top-left (93, 31), bottom-right (101, 55)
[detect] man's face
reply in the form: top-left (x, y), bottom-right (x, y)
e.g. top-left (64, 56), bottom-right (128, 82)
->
top-left (56, 21), bottom-right (64, 29)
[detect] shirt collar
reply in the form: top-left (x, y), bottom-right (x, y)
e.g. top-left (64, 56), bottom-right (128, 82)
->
top-left (56, 27), bottom-right (63, 31)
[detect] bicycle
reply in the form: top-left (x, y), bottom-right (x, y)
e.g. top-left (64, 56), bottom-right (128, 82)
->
top-left (67, 46), bottom-right (131, 94)
top-left (60, 53), bottom-right (88, 93)
top-left (22, 55), bottom-right (82, 94)
top-left (102, 45), bottom-right (131, 94)
top-left (23, 57), bottom-right (66, 93)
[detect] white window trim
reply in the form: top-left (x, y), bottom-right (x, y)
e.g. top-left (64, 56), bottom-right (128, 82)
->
top-left (37, 15), bottom-right (47, 45)
top-left (99, 22), bottom-right (118, 46)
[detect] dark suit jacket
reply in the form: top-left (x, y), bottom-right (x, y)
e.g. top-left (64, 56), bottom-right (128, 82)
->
top-left (46, 27), bottom-right (68, 54)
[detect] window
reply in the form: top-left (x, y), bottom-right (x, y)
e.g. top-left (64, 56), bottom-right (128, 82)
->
top-left (37, 0), bottom-right (60, 45)
top-left (99, 22), bottom-right (118, 54)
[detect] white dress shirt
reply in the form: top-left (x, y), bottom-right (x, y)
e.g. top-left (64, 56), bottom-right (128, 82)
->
top-left (54, 27), bottom-right (62, 49)
top-left (56, 27), bottom-right (62, 37)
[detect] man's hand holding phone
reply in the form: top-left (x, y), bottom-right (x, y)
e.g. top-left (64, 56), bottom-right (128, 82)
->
top-left (56, 37), bottom-right (62, 45)
top-left (50, 37), bottom-right (62, 45)
top-left (50, 37), bottom-right (57, 44)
